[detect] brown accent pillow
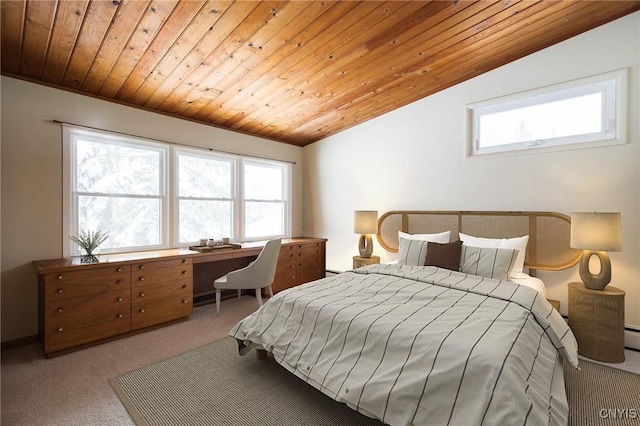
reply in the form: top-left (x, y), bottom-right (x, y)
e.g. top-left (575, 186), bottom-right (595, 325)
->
top-left (424, 240), bottom-right (463, 271)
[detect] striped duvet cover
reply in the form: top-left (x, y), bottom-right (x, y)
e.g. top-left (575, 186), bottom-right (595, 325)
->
top-left (230, 264), bottom-right (579, 426)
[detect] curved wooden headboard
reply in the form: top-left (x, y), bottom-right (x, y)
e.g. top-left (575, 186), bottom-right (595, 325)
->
top-left (376, 210), bottom-right (581, 275)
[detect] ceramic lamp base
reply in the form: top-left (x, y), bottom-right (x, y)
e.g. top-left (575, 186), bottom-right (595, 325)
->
top-left (359, 234), bottom-right (373, 258)
top-left (579, 250), bottom-right (611, 290)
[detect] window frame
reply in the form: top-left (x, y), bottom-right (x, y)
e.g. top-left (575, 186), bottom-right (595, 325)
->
top-left (63, 125), bottom-right (292, 256)
top-left (465, 69), bottom-right (628, 159)
top-left (173, 147), bottom-right (238, 245)
top-left (63, 126), bottom-right (169, 256)
top-left (240, 158), bottom-right (292, 242)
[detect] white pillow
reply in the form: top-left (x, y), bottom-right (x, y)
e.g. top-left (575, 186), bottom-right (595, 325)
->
top-left (459, 233), bottom-right (529, 276)
top-left (397, 231), bottom-right (450, 266)
top-left (459, 245), bottom-right (519, 281)
top-left (398, 231), bottom-right (451, 242)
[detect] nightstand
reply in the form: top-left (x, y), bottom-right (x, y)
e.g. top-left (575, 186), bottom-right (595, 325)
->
top-left (547, 299), bottom-right (560, 311)
top-left (353, 255), bottom-right (380, 269)
top-left (568, 282), bottom-right (625, 363)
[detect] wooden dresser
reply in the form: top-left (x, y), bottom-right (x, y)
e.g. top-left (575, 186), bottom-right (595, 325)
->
top-left (37, 256), bottom-right (193, 358)
top-left (273, 240), bottom-right (326, 294)
top-left (130, 258), bottom-right (193, 331)
top-left (40, 264), bottom-right (132, 355)
top-left (34, 237), bottom-right (326, 357)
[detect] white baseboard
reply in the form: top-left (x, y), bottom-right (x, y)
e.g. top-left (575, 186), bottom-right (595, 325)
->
top-left (625, 326), bottom-right (640, 351)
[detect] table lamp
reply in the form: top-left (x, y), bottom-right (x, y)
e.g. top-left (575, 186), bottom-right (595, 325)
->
top-left (570, 212), bottom-right (621, 290)
top-left (354, 210), bottom-right (378, 258)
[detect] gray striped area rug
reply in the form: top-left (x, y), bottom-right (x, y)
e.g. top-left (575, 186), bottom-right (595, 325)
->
top-left (110, 337), bottom-right (382, 426)
top-left (110, 337), bottom-right (639, 426)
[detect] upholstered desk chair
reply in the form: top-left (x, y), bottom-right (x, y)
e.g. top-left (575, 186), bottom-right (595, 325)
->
top-left (213, 238), bottom-right (282, 316)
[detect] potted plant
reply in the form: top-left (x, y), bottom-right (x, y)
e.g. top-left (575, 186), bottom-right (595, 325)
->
top-left (70, 230), bottom-right (109, 263)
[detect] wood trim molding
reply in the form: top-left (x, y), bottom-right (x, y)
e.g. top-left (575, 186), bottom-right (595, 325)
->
top-left (2, 334), bottom-right (39, 351)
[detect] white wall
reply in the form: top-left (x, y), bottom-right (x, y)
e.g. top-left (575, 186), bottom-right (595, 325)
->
top-left (303, 13), bottom-right (640, 330)
top-left (0, 77), bottom-right (303, 342)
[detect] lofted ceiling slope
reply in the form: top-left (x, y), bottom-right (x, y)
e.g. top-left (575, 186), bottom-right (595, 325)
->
top-left (2, 0), bottom-right (639, 147)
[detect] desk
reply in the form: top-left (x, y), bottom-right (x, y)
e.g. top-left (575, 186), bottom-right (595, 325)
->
top-left (33, 237), bottom-right (326, 357)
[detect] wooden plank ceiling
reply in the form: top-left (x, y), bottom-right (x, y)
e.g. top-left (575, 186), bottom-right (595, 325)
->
top-left (2, 1), bottom-right (639, 147)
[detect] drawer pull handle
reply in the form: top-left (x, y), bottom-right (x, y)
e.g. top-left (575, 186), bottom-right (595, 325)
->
top-left (57, 327), bottom-right (64, 332)
top-left (140, 292), bottom-right (145, 297)
top-left (57, 275), bottom-right (63, 280)
top-left (57, 308), bottom-right (63, 313)
top-left (117, 267), bottom-right (122, 272)
top-left (139, 277), bottom-right (145, 281)
top-left (116, 279), bottom-right (123, 284)
top-left (139, 265), bottom-right (145, 270)
top-left (118, 313), bottom-right (124, 318)
top-left (139, 309), bottom-right (145, 313)
top-left (182, 284), bottom-right (187, 289)
top-left (57, 289), bottom-right (64, 294)
top-left (117, 297), bottom-right (123, 302)
top-left (182, 299), bottom-right (188, 304)
top-left (182, 259), bottom-right (187, 264)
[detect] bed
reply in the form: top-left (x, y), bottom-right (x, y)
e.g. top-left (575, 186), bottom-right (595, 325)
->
top-left (230, 211), bottom-right (582, 425)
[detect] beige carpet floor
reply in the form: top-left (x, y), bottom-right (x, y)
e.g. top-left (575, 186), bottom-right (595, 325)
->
top-left (2, 296), bottom-right (640, 426)
top-left (1, 297), bottom-right (259, 426)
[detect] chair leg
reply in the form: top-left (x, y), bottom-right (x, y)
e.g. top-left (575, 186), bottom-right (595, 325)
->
top-left (237, 289), bottom-right (241, 301)
top-left (267, 285), bottom-right (273, 298)
top-left (216, 289), bottom-right (221, 316)
top-left (256, 289), bottom-right (263, 307)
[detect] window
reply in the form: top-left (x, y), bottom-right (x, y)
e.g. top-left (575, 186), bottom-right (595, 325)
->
top-left (243, 160), bottom-right (289, 240)
top-left (176, 149), bottom-right (236, 244)
top-left (64, 128), bottom-right (168, 254)
top-left (63, 125), bottom-right (291, 255)
top-left (466, 69), bottom-right (627, 157)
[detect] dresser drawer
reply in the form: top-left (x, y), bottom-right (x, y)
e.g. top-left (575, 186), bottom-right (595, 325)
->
top-left (297, 253), bottom-right (324, 269)
top-left (132, 280), bottom-right (192, 302)
top-left (44, 289), bottom-right (129, 320)
top-left (44, 302), bottom-right (131, 353)
top-left (131, 291), bottom-right (193, 330)
top-left (131, 265), bottom-right (192, 287)
top-left (298, 243), bottom-right (325, 257)
top-left (273, 270), bottom-right (297, 293)
top-left (43, 265), bottom-right (131, 301)
top-left (131, 258), bottom-right (192, 272)
top-left (298, 264), bottom-right (325, 284)
top-left (279, 245), bottom-right (296, 262)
